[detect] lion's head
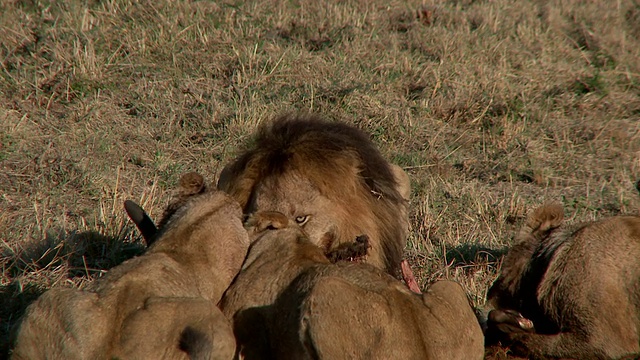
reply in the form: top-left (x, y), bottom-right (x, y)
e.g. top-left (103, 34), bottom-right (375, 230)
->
top-left (217, 113), bottom-right (410, 275)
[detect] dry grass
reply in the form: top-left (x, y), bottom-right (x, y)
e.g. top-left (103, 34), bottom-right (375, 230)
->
top-left (1, 0), bottom-right (639, 356)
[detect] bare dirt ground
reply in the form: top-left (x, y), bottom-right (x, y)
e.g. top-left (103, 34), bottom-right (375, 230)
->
top-left (1, 0), bottom-right (639, 357)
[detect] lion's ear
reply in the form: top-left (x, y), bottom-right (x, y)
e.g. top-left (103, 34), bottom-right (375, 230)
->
top-left (179, 172), bottom-right (206, 195)
top-left (390, 164), bottom-right (410, 201)
top-left (528, 203), bottom-right (564, 233)
top-left (245, 211), bottom-right (289, 233)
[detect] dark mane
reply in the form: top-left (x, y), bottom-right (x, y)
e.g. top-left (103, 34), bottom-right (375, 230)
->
top-left (220, 113), bottom-right (402, 205)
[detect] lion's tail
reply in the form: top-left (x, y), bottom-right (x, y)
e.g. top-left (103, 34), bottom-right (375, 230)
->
top-left (124, 200), bottom-right (158, 246)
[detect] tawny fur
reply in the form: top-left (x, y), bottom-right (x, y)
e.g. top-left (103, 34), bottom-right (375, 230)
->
top-left (486, 203), bottom-right (640, 359)
top-left (157, 172), bottom-right (208, 231)
top-left (220, 211), bottom-right (484, 360)
top-left (217, 113), bottom-right (411, 276)
top-left (125, 171), bottom-right (208, 246)
top-left (11, 189), bottom-right (247, 360)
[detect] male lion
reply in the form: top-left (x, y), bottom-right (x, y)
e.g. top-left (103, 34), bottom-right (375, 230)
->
top-left (217, 113), bottom-right (411, 277)
top-left (486, 203), bottom-right (640, 359)
top-left (11, 181), bottom-right (247, 360)
top-left (221, 211), bottom-right (484, 360)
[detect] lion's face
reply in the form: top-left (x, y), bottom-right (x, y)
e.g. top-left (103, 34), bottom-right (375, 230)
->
top-left (247, 173), bottom-right (350, 253)
top-left (217, 115), bottom-right (412, 274)
top-left (233, 163), bottom-right (408, 272)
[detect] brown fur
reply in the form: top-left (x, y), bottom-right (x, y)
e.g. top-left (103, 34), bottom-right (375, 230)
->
top-left (11, 189), bottom-right (247, 360)
top-left (126, 172), bottom-right (209, 246)
top-left (158, 172), bottom-right (208, 230)
top-left (486, 203), bottom-right (640, 359)
top-left (220, 211), bottom-right (484, 360)
top-left (217, 113), bottom-right (411, 276)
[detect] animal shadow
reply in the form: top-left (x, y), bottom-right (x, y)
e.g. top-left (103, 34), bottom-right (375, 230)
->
top-left (443, 244), bottom-right (527, 360)
top-left (445, 243), bottom-right (508, 267)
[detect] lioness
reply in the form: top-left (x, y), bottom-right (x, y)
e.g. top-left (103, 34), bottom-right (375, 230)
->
top-left (217, 113), bottom-right (411, 277)
top-left (221, 211), bottom-right (484, 360)
top-left (486, 203), bottom-right (640, 359)
top-left (124, 171), bottom-right (209, 246)
top-left (11, 186), bottom-right (248, 360)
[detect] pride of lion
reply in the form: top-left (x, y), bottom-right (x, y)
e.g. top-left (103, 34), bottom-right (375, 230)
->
top-left (9, 113), bottom-right (640, 359)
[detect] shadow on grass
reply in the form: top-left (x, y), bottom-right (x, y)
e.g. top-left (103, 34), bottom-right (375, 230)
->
top-left (444, 244), bottom-right (527, 360)
top-left (0, 230), bottom-right (145, 357)
top-left (444, 243), bottom-right (509, 267)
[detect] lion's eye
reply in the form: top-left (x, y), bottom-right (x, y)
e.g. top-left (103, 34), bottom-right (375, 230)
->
top-left (295, 215), bottom-right (309, 225)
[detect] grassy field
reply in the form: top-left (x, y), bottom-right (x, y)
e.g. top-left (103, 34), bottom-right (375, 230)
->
top-left (1, 0), bottom-right (639, 356)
